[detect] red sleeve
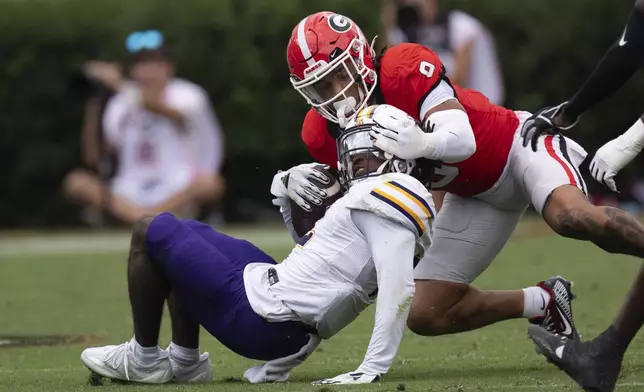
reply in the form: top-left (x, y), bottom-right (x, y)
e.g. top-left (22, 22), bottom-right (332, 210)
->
top-left (378, 43), bottom-right (445, 121)
top-left (301, 109), bottom-right (338, 167)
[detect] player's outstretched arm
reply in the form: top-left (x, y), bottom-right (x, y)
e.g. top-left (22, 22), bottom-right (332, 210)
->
top-left (353, 210), bottom-right (416, 376)
top-left (522, 3), bottom-right (644, 149)
top-left (372, 44), bottom-right (476, 162)
top-left (370, 101), bottom-right (476, 163)
top-left (562, 5), bottom-right (644, 124)
top-left (587, 117), bottom-right (644, 192)
top-left (313, 210), bottom-right (416, 385)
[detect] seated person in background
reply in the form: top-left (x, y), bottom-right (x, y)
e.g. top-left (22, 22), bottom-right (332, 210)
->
top-left (63, 30), bottom-right (225, 225)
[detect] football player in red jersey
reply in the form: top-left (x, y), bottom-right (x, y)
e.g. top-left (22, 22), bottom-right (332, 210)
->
top-left (275, 9), bottom-right (580, 373)
top-left (278, 10), bottom-right (644, 383)
top-left (287, 12), bottom-right (644, 298)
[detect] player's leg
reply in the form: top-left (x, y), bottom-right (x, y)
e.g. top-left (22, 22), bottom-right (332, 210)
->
top-left (128, 216), bottom-right (171, 347)
top-left (151, 214), bottom-right (314, 361)
top-left (408, 194), bottom-right (573, 336)
top-left (525, 134), bottom-right (644, 335)
top-left (611, 264), bottom-right (644, 353)
top-left (522, 133), bottom-right (644, 257)
top-left (166, 292), bottom-right (213, 382)
top-left (81, 215), bottom-right (173, 384)
top-left (177, 217), bottom-right (320, 382)
top-left (517, 133), bottom-right (644, 390)
top-left (529, 265), bottom-right (644, 392)
top-left (543, 185), bottom-right (644, 257)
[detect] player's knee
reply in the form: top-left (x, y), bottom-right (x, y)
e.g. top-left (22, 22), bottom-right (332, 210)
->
top-left (407, 281), bottom-right (472, 336)
top-left (131, 214), bottom-right (158, 249)
top-left (407, 300), bottom-right (453, 336)
top-left (406, 311), bottom-right (434, 336)
top-left (543, 187), bottom-right (594, 239)
top-left (407, 310), bottom-right (451, 336)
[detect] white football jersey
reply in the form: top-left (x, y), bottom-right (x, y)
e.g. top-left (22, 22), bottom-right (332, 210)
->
top-left (244, 172), bottom-right (434, 374)
top-left (102, 78), bottom-right (224, 184)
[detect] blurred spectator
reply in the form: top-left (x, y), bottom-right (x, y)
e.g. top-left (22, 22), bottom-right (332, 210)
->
top-left (382, 0), bottom-right (505, 105)
top-left (63, 30), bottom-right (225, 225)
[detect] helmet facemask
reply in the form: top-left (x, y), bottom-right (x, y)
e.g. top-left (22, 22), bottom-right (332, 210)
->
top-left (337, 125), bottom-right (415, 190)
top-left (291, 38), bottom-right (377, 128)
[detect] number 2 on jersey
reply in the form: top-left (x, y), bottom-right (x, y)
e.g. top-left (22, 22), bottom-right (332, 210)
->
top-left (419, 61), bottom-right (435, 78)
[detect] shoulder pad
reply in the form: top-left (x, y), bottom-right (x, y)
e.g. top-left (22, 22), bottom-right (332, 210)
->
top-left (346, 173), bottom-right (435, 237)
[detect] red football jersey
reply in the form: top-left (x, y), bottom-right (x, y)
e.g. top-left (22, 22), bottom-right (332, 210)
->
top-left (300, 43), bottom-right (519, 197)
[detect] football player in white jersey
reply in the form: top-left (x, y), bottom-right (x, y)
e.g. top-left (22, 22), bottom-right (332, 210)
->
top-left (78, 106), bottom-right (435, 385)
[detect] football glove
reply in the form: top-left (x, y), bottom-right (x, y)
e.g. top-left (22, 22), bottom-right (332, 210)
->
top-left (369, 105), bottom-right (430, 160)
top-left (589, 136), bottom-right (642, 193)
top-left (270, 163), bottom-right (330, 212)
top-left (521, 102), bottom-right (579, 152)
top-left (311, 371), bottom-right (381, 385)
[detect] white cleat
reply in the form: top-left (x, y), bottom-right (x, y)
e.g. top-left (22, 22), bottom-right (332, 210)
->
top-left (80, 340), bottom-right (173, 384)
top-left (167, 347), bottom-right (213, 383)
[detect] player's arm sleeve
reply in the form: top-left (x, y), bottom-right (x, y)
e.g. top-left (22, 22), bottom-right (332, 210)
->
top-left (420, 84), bottom-right (476, 163)
top-left (564, 7), bottom-right (644, 119)
top-left (270, 170), bottom-right (302, 243)
top-left (273, 197), bottom-right (302, 244)
top-left (384, 44), bottom-right (476, 163)
top-left (351, 209), bottom-right (416, 375)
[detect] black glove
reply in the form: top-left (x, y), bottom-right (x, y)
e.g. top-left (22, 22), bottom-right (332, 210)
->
top-left (520, 102), bottom-right (579, 152)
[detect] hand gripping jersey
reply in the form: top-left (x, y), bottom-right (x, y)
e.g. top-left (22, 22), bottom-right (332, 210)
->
top-left (301, 43), bottom-right (521, 197)
top-left (243, 173), bottom-right (434, 374)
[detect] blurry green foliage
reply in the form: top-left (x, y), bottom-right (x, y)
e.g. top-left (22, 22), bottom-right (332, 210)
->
top-left (0, 0), bottom-right (641, 226)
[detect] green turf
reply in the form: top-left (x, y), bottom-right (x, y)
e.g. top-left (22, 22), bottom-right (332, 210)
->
top-left (1, 225), bottom-right (643, 391)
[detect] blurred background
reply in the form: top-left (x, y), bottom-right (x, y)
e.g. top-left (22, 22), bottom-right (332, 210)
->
top-left (1, 0), bottom-right (644, 229)
top-left (3, 2), bottom-right (644, 390)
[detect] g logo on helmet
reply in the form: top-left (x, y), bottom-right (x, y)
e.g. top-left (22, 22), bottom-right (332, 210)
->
top-left (328, 14), bottom-right (352, 33)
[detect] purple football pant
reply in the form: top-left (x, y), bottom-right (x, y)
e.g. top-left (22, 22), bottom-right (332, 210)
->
top-left (145, 212), bottom-right (314, 361)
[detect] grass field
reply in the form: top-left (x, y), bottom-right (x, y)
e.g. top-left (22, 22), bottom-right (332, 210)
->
top-left (1, 220), bottom-right (644, 392)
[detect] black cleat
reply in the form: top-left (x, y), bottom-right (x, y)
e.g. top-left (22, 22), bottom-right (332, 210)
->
top-left (87, 371), bottom-right (104, 386)
top-left (528, 325), bottom-right (623, 392)
top-left (530, 276), bottom-right (579, 340)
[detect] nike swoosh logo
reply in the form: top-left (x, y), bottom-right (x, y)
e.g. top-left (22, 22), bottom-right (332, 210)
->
top-left (555, 345), bottom-right (565, 359)
top-left (539, 293), bottom-right (546, 311)
top-left (619, 28), bottom-right (628, 46)
top-left (556, 307), bottom-right (573, 336)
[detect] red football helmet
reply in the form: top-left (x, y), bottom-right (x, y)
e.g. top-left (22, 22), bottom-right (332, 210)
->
top-left (287, 12), bottom-right (377, 126)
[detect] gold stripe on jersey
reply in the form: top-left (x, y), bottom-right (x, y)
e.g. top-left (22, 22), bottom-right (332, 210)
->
top-left (356, 105), bottom-right (378, 125)
top-left (370, 188), bottom-right (425, 236)
top-left (384, 181), bottom-right (434, 218)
